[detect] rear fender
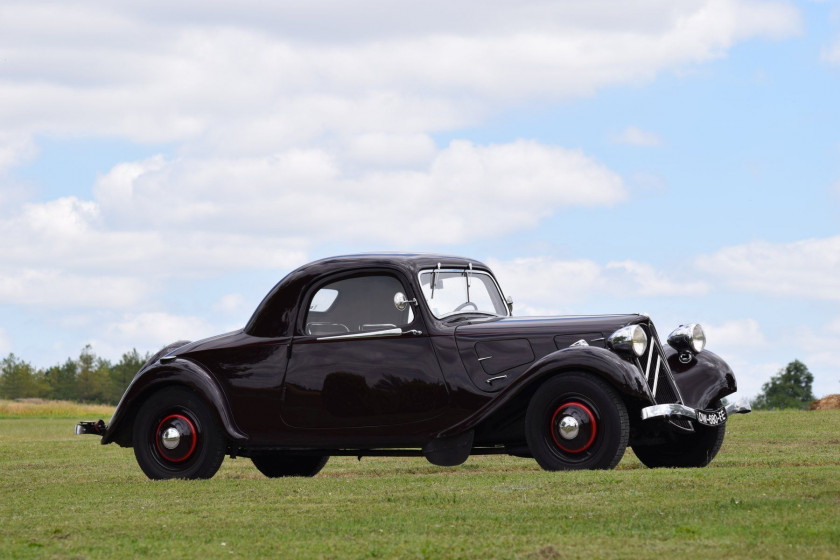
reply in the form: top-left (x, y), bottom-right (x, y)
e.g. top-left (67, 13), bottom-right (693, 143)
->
top-left (440, 346), bottom-right (652, 438)
top-left (665, 347), bottom-right (737, 410)
top-left (101, 359), bottom-right (248, 447)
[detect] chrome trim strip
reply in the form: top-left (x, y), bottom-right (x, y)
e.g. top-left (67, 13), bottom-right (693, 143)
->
top-left (485, 375), bottom-right (508, 384)
top-left (651, 355), bottom-right (661, 397)
top-left (317, 328), bottom-right (402, 341)
top-left (644, 342), bottom-right (654, 381)
top-left (477, 356), bottom-right (493, 361)
top-left (641, 403), bottom-right (698, 421)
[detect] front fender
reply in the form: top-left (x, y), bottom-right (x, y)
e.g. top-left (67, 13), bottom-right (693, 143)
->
top-left (666, 347), bottom-right (737, 410)
top-left (439, 346), bottom-right (653, 438)
top-left (101, 359), bottom-right (248, 447)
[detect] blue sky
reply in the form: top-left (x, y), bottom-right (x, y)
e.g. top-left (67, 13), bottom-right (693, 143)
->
top-left (1, 0), bottom-right (839, 399)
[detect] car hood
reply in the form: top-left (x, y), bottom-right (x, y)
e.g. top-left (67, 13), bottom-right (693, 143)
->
top-left (454, 314), bottom-right (646, 339)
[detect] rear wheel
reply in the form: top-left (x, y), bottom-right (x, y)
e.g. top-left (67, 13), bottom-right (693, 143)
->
top-left (251, 454), bottom-right (329, 477)
top-left (132, 387), bottom-right (226, 480)
top-left (525, 373), bottom-right (629, 471)
top-left (632, 402), bottom-right (726, 468)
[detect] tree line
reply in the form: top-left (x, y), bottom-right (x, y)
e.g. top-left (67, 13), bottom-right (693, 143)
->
top-left (0, 346), bottom-right (149, 405)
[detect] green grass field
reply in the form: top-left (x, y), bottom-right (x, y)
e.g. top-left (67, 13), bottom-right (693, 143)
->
top-left (1, 403), bottom-right (838, 559)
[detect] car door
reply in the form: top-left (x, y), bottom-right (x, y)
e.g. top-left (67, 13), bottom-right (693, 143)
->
top-left (281, 272), bottom-right (450, 431)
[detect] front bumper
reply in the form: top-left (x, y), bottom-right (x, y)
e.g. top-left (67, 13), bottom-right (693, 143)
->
top-left (641, 401), bottom-right (751, 424)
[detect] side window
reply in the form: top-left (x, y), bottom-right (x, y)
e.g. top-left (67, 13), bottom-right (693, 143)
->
top-left (305, 275), bottom-right (415, 336)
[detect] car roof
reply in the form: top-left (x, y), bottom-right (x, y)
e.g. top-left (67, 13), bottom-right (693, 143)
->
top-left (295, 252), bottom-right (489, 275)
top-left (245, 253), bottom-right (493, 337)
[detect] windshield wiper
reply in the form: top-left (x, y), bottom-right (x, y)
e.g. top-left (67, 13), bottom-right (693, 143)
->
top-left (442, 311), bottom-right (500, 322)
top-left (430, 263), bottom-right (440, 300)
top-left (464, 264), bottom-right (471, 304)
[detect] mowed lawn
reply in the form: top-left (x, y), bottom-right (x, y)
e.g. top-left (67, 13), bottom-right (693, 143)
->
top-left (1, 402), bottom-right (838, 559)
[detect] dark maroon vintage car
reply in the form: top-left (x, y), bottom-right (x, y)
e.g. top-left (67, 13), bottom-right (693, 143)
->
top-left (77, 253), bottom-right (749, 479)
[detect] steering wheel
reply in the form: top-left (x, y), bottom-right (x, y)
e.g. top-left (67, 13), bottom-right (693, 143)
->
top-left (454, 301), bottom-right (479, 312)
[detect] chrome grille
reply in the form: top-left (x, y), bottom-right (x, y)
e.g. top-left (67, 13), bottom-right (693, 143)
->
top-left (635, 323), bottom-right (681, 405)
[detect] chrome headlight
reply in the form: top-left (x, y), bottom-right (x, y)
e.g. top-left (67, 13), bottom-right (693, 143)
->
top-left (608, 325), bottom-right (648, 357)
top-left (667, 323), bottom-right (706, 354)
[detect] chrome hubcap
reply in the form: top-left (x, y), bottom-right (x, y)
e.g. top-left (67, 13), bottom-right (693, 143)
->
top-left (558, 416), bottom-right (580, 440)
top-left (550, 401), bottom-right (598, 454)
top-left (155, 414), bottom-right (197, 463)
top-left (161, 427), bottom-right (181, 450)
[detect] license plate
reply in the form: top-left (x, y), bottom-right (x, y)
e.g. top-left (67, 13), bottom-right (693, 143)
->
top-left (696, 407), bottom-right (727, 426)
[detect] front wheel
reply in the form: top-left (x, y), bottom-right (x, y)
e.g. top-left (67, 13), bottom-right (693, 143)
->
top-left (132, 387), bottom-right (226, 480)
top-left (251, 454), bottom-right (329, 477)
top-left (525, 373), bottom-right (629, 471)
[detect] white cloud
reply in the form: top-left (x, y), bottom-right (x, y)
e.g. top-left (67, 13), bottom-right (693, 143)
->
top-left (0, 194), bottom-right (308, 308)
top-left (344, 133), bottom-right (438, 168)
top-left (488, 256), bottom-right (707, 315)
top-left (704, 318), bottom-right (768, 352)
top-left (604, 261), bottom-right (708, 297)
top-left (610, 127), bottom-right (663, 147)
top-left (213, 293), bottom-right (248, 315)
top-left (0, 1), bottom-right (802, 302)
top-left (0, 132), bottom-right (37, 175)
top-left (696, 235), bottom-right (840, 300)
top-left (0, 196), bottom-right (307, 277)
top-left (0, 139), bottom-right (622, 307)
top-left (820, 37), bottom-right (840, 65)
top-left (0, 270), bottom-right (149, 308)
top-left (92, 139), bottom-right (626, 244)
top-left (102, 312), bottom-right (217, 350)
top-left (0, 1), bottom-right (800, 150)
top-left (489, 257), bottom-right (604, 315)
top-left (92, 155), bottom-right (167, 209)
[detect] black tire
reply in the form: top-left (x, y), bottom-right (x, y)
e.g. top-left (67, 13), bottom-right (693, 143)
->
top-left (132, 387), bottom-right (226, 480)
top-left (632, 404), bottom-right (726, 468)
top-left (251, 455), bottom-right (329, 477)
top-left (525, 373), bottom-right (629, 471)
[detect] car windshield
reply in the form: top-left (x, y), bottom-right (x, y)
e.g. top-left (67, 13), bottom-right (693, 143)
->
top-left (419, 269), bottom-right (508, 319)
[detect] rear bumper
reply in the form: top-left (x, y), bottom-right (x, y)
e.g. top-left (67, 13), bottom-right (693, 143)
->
top-left (75, 420), bottom-right (106, 435)
top-left (641, 401), bottom-right (751, 423)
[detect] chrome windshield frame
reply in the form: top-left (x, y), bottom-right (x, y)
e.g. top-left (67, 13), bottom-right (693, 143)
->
top-left (417, 268), bottom-right (510, 319)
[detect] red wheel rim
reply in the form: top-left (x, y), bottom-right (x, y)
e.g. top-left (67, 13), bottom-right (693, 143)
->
top-left (550, 401), bottom-right (597, 453)
top-left (154, 414), bottom-right (197, 463)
